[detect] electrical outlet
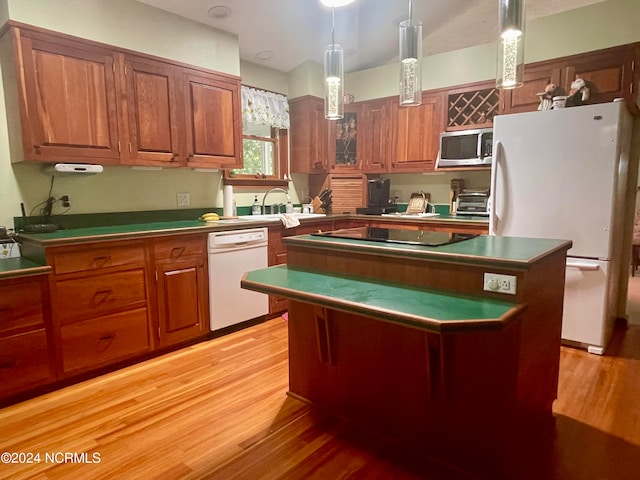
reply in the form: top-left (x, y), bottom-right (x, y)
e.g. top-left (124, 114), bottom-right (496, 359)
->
top-left (60, 194), bottom-right (70, 208)
top-left (483, 273), bottom-right (517, 295)
top-left (176, 192), bottom-right (190, 207)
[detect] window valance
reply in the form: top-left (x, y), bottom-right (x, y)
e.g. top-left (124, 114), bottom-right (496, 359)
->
top-left (241, 86), bottom-right (290, 129)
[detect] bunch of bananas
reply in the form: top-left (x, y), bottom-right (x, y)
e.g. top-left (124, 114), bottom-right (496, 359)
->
top-left (200, 212), bottom-right (220, 222)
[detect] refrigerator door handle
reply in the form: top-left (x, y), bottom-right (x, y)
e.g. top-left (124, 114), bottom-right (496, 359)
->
top-left (566, 258), bottom-right (601, 271)
top-left (489, 141), bottom-right (501, 235)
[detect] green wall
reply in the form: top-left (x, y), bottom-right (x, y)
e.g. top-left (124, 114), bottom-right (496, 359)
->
top-left (1, 0), bottom-right (640, 229)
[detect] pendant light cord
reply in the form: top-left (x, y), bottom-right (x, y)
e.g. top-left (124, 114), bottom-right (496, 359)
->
top-left (409, 0), bottom-right (413, 22)
top-left (331, 6), bottom-right (335, 48)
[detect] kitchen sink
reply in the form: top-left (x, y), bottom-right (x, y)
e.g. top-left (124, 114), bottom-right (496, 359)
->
top-left (235, 213), bottom-right (327, 221)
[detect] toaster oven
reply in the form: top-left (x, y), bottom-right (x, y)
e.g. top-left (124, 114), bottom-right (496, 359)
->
top-left (456, 192), bottom-right (490, 216)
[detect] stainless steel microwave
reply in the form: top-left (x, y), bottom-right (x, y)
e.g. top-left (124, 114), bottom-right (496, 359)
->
top-left (437, 128), bottom-right (493, 167)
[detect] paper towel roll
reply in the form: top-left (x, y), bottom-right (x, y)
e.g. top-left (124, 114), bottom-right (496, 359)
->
top-left (223, 185), bottom-right (234, 217)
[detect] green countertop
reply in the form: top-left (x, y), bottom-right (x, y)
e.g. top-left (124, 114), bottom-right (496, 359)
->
top-left (0, 257), bottom-right (51, 279)
top-left (15, 213), bottom-right (487, 246)
top-left (242, 265), bottom-right (524, 333)
top-left (284, 233), bottom-right (572, 268)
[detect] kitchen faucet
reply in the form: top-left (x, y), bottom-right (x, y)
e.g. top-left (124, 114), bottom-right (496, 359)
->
top-left (262, 188), bottom-right (290, 214)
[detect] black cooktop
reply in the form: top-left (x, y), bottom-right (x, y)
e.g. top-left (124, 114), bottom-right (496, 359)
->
top-left (311, 227), bottom-right (477, 247)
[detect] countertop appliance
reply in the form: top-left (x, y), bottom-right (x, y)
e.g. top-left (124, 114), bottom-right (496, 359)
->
top-left (490, 101), bottom-right (638, 354)
top-left (456, 192), bottom-right (490, 216)
top-left (312, 227), bottom-right (476, 247)
top-left (437, 128), bottom-right (493, 168)
top-left (208, 228), bottom-right (269, 331)
top-left (356, 178), bottom-right (397, 215)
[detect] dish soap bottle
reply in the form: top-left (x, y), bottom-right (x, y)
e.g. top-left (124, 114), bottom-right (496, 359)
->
top-left (252, 195), bottom-right (261, 215)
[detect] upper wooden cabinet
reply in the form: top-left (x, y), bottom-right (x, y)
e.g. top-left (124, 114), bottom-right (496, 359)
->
top-left (502, 43), bottom-right (638, 115)
top-left (500, 64), bottom-right (563, 114)
top-left (183, 70), bottom-right (243, 169)
top-left (0, 22), bottom-right (242, 167)
top-left (360, 99), bottom-right (393, 173)
top-left (390, 92), bottom-right (444, 173)
top-left (446, 81), bottom-right (499, 131)
top-left (3, 27), bottom-right (121, 164)
top-left (120, 55), bottom-right (182, 167)
top-left (289, 96), bottom-right (330, 173)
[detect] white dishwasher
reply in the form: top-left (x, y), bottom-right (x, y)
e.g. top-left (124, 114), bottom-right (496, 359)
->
top-left (208, 228), bottom-right (269, 331)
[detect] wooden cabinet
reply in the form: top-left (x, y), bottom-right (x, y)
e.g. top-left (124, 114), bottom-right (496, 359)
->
top-left (500, 63), bottom-right (562, 114)
top-left (309, 174), bottom-right (366, 214)
top-left (152, 234), bottom-right (209, 348)
top-left (391, 92), bottom-right (444, 173)
top-left (564, 46), bottom-right (635, 107)
top-left (446, 81), bottom-right (499, 130)
top-left (120, 54), bottom-right (182, 167)
top-left (48, 241), bottom-right (152, 376)
top-left (267, 221), bottom-right (335, 314)
top-left (3, 26), bottom-right (121, 164)
top-left (182, 70), bottom-right (243, 169)
top-left (1, 22), bottom-right (242, 167)
top-left (0, 274), bottom-right (56, 400)
top-left (328, 107), bottom-right (359, 171)
top-left (501, 43), bottom-right (638, 114)
top-left (360, 99), bottom-right (393, 173)
top-left (290, 96), bottom-right (330, 173)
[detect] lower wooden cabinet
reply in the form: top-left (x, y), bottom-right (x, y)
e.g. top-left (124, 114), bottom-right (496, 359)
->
top-left (0, 329), bottom-right (53, 398)
top-left (268, 221), bottom-right (335, 314)
top-left (0, 274), bottom-right (55, 400)
top-left (155, 257), bottom-right (208, 348)
top-left (60, 308), bottom-right (150, 375)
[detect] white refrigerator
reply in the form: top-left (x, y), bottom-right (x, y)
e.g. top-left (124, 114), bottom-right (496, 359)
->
top-left (490, 101), bottom-right (638, 354)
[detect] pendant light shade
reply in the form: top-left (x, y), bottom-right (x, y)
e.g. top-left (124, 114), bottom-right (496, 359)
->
top-left (399, 0), bottom-right (422, 106)
top-left (496, 0), bottom-right (525, 89)
top-left (324, 44), bottom-right (344, 119)
top-left (324, 7), bottom-right (344, 120)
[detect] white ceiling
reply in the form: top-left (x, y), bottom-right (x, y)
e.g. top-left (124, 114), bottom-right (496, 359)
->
top-left (136, 0), bottom-right (604, 74)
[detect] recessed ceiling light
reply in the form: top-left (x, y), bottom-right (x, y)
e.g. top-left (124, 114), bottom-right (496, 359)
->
top-left (255, 50), bottom-right (275, 62)
top-left (207, 5), bottom-right (232, 19)
top-left (319, 0), bottom-right (356, 7)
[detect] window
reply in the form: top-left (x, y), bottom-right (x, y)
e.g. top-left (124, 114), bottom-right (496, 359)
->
top-left (224, 86), bottom-right (289, 187)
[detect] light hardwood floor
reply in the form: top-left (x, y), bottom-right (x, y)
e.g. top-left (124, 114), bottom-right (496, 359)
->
top-left (1, 314), bottom-right (640, 479)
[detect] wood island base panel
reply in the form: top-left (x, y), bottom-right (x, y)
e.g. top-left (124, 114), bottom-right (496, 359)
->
top-left (242, 233), bottom-right (572, 478)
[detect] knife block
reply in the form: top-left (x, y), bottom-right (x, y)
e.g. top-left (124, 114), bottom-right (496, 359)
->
top-left (312, 196), bottom-right (325, 214)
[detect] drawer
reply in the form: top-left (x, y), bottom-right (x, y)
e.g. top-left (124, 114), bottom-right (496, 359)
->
top-left (0, 329), bottom-right (55, 397)
top-left (56, 269), bottom-right (147, 325)
top-left (53, 244), bottom-right (145, 275)
top-left (0, 277), bottom-right (45, 335)
top-left (153, 235), bottom-right (205, 260)
top-left (61, 308), bottom-right (150, 375)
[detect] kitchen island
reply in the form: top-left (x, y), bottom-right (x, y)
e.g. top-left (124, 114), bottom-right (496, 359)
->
top-left (242, 228), bottom-right (572, 478)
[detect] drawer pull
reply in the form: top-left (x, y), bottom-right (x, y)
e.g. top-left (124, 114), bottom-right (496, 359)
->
top-left (92, 255), bottom-right (112, 267)
top-left (93, 288), bottom-right (114, 305)
top-left (0, 360), bottom-right (17, 369)
top-left (170, 247), bottom-right (186, 257)
top-left (98, 334), bottom-right (115, 341)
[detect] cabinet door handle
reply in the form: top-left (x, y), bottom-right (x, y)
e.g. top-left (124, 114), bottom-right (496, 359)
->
top-left (314, 307), bottom-right (334, 365)
top-left (0, 360), bottom-right (17, 369)
top-left (33, 145), bottom-right (41, 153)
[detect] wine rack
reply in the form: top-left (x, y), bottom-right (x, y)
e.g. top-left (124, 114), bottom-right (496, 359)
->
top-left (447, 87), bottom-right (499, 130)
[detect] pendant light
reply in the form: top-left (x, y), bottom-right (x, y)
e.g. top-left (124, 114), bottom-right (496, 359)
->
top-left (399, 0), bottom-right (422, 106)
top-left (324, 5), bottom-right (344, 120)
top-left (496, 0), bottom-right (525, 89)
